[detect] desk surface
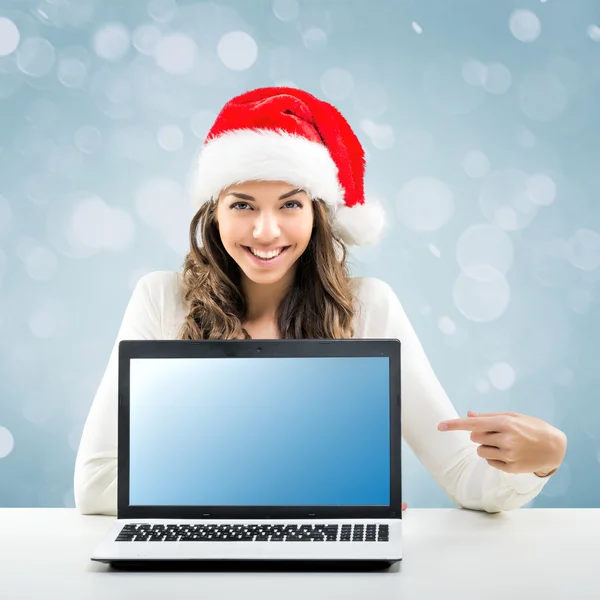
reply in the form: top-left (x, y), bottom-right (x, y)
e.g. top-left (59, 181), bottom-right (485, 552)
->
top-left (2, 508), bottom-right (599, 600)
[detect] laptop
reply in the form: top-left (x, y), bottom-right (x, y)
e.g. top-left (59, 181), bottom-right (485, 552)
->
top-left (90, 338), bottom-right (402, 567)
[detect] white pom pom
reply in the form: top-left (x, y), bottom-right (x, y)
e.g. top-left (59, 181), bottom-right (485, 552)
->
top-left (332, 198), bottom-right (387, 246)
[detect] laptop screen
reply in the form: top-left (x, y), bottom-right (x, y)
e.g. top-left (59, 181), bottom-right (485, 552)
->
top-left (128, 356), bottom-right (390, 507)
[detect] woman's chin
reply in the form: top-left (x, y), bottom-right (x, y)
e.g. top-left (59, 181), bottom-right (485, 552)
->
top-left (237, 255), bottom-right (297, 286)
top-left (240, 266), bottom-right (290, 286)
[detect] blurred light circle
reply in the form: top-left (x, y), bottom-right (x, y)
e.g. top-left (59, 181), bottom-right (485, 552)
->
top-left (217, 31), bottom-right (258, 71)
top-left (302, 27), bottom-right (327, 50)
top-left (0, 17), bottom-right (20, 57)
top-left (57, 57), bottom-right (87, 87)
top-left (135, 177), bottom-right (193, 255)
top-left (457, 223), bottom-right (514, 278)
top-left (526, 173), bottom-right (556, 206)
top-left (16, 37), bottom-right (55, 76)
top-left (475, 379), bottom-right (490, 393)
top-left (483, 62), bottom-right (512, 95)
top-left (190, 109), bottom-right (217, 139)
top-left (69, 196), bottom-right (135, 252)
top-left (509, 9), bottom-right (541, 42)
top-left (272, 0), bottom-right (299, 22)
top-left (588, 25), bottom-right (600, 42)
top-left (479, 168), bottom-right (539, 231)
top-left (135, 177), bottom-right (184, 226)
top-left (320, 68), bottom-right (354, 101)
top-left (461, 59), bottom-right (487, 86)
top-left (18, 240), bottom-right (58, 281)
top-left (360, 119), bottom-right (394, 150)
top-left (157, 124), bottom-right (184, 151)
top-left (517, 129), bottom-right (536, 148)
top-left (93, 23), bottom-right (130, 61)
top-left (74, 125), bottom-right (102, 154)
top-left (453, 266), bottom-right (510, 322)
top-left (396, 177), bottom-right (454, 232)
top-left (148, 0), bottom-right (177, 23)
top-left (438, 316), bottom-right (456, 335)
top-left (423, 55), bottom-right (485, 115)
top-left (568, 229), bottom-right (600, 271)
top-left (21, 399), bottom-right (52, 425)
top-left (132, 23), bottom-right (162, 55)
top-left (0, 426), bottom-right (14, 459)
top-left (90, 66), bottom-right (135, 119)
top-left (462, 150), bottom-right (490, 178)
top-left (46, 191), bottom-right (133, 258)
top-left (518, 73), bottom-right (567, 122)
top-left (155, 32), bottom-right (197, 75)
top-left (29, 309), bottom-right (57, 338)
top-left (488, 362), bottom-right (516, 390)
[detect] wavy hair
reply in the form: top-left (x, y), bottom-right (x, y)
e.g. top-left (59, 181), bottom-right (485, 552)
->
top-left (177, 198), bottom-right (356, 340)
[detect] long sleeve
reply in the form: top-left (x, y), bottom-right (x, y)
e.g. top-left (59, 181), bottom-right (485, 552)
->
top-left (356, 277), bottom-right (553, 513)
top-left (73, 274), bottom-right (163, 515)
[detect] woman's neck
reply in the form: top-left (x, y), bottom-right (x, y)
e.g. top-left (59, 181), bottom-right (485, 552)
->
top-left (241, 270), bottom-right (294, 322)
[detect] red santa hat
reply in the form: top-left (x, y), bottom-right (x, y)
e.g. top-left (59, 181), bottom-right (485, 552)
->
top-left (191, 86), bottom-right (386, 246)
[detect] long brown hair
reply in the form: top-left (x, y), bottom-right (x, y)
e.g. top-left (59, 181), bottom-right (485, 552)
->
top-left (177, 198), bottom-right (356, 340)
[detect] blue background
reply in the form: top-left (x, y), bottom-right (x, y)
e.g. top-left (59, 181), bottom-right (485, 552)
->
top-left (0, 0), bottom-right (599, 508)
top-left (128, 357), bottom-right (390, 506)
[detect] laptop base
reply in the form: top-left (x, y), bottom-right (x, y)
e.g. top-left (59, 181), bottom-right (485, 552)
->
top-left (98, 558), bottom-right (401, 571)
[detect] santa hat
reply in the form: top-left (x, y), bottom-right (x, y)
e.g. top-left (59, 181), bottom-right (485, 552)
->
top-left (191, 86), bottom-right (386, 246)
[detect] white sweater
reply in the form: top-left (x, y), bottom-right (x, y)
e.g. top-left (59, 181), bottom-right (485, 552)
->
top-left (73, 270), bottom-right (552, 516)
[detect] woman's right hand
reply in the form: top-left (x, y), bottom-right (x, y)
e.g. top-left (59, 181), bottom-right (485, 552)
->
top-left (402, 502), bottom-right (408, 511)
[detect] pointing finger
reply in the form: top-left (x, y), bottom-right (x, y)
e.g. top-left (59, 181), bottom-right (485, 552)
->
top-left (438, 416), bottom-right (505, 432)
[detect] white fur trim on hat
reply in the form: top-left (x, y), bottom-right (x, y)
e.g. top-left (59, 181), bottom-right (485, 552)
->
top-left (331, 197), bottom-right (387, 246)
top-left (193, 129), bottom-right (344, 208)
top-left (190, 128), bottom-right (386, 246)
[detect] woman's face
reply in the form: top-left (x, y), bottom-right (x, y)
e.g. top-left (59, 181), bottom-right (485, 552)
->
top-left (216, 180), bottom-right (314, 286)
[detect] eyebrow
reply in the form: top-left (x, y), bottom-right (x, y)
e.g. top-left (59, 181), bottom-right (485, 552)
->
top-left (226, 188), bottom-right (305, 201)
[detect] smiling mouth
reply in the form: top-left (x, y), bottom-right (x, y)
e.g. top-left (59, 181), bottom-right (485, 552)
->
top-left (243, 246), bottom-right (290, 261)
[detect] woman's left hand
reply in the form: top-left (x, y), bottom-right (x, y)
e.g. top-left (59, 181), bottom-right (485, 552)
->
top-left (438, 410), bottom-right (567, 476)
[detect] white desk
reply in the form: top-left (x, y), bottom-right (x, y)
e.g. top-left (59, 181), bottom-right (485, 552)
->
top-left (2, 508), bottom-right (599, 600)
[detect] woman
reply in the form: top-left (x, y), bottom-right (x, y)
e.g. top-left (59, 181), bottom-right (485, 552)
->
top-left (74, 86), bottom-right (567, 516)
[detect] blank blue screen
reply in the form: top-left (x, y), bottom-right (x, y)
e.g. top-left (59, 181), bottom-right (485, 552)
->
top-left (128, 356), bottom-right (390, 506)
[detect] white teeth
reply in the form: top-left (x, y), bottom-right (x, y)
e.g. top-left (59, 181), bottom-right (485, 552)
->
top-left (250, 247), bottom-right (284, 259)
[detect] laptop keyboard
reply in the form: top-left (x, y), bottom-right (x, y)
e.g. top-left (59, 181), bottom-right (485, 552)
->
top-left (116, 523), bottom-right (390, 542)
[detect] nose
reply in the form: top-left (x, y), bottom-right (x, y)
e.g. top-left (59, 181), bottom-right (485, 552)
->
top-left (252, 210), bottom-right (281, 242)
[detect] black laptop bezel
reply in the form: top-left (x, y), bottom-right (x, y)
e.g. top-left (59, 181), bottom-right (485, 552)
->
top-left (117, 339), bottom-right (402, 520)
